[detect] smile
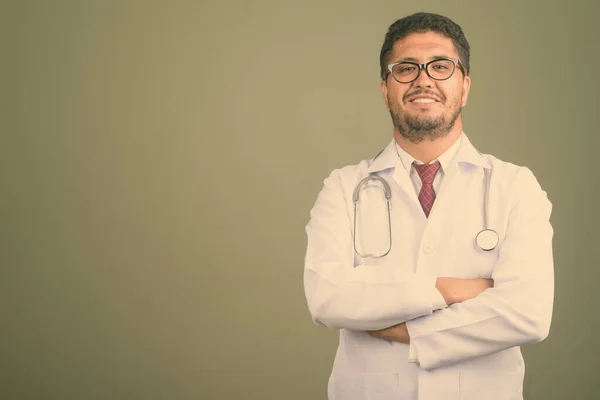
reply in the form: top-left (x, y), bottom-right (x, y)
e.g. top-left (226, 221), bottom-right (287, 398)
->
top-left (411, 98), bottom-right (437, 103)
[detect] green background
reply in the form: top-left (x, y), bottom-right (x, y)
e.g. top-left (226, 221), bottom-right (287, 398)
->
top-left (2, 1), bottom-right (598, 399)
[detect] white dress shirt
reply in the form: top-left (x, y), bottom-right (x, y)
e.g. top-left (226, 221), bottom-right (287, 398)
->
top-left (395, 134), bottom-right (463, 196)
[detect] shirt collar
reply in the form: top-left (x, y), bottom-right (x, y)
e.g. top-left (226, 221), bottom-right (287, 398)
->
top-left (396, 134), bottom-right (462, 173)
top-left (367, 132), bottom-right (490, 174)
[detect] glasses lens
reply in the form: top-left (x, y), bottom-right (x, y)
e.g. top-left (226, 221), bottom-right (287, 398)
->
top-left (392, 63), bottom-right (419, 83)
top-left (427, 59), bottom-right (455, 80)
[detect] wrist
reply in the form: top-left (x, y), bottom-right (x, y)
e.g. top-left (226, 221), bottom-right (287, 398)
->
top-left (435, 277), bottom-right (455, 305)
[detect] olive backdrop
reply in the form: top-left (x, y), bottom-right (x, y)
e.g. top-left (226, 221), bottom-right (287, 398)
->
top-left (2, 0), bottom-right (599, 399)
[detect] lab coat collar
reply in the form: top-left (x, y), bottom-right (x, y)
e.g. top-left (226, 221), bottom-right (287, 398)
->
top-left (456, 134), bottom-right (491, 169)
top-left (366, 140), bottom-right (400, 173)
top-left (367, 132), bottom-right (490, 174)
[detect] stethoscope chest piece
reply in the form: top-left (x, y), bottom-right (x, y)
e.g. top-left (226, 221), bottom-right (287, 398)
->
top-left (476, 229), bottom-right (499, 251)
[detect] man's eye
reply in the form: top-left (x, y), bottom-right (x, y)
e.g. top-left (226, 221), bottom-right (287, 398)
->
top-left (398, 66), bottom-right (416, 73)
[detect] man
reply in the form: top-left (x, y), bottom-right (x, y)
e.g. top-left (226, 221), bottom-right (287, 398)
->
top-left (303, 12), bottom-right (554, 400)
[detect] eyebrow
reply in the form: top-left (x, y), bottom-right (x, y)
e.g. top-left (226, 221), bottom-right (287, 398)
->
top-left (395, 55), bottom-right (453, 63)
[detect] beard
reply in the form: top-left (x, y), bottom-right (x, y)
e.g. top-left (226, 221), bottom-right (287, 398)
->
top-left (389, 97), bottom-right (462, 144)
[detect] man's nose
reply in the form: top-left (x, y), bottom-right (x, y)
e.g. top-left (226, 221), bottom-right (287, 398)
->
top-left (413, 65), bottom-right (434, 87)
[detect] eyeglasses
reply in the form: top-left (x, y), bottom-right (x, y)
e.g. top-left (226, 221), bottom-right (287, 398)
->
top-left (387, 57), bottom-right (464, 83)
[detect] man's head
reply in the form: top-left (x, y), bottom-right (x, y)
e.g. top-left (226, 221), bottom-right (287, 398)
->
top-left (380, 13), bottom-right (472, 144)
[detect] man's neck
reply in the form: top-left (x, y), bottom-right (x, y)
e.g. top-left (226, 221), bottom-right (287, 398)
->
top-left (394, 127), bottom-right (462, 164)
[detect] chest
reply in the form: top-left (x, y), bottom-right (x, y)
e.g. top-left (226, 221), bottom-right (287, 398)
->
top-left (350, 168), bottom-right (509, 278)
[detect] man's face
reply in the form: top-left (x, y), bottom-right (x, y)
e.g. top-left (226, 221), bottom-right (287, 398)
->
top-left (381, 31), bottom-right (471, 143)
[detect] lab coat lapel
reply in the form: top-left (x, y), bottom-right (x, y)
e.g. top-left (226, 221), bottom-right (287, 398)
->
top-left (392, 164), bottom-right (421, 208)
top-left (428, 134), bottom-right (490, 220)
top-left (368, 139), bottom-right (421, 209)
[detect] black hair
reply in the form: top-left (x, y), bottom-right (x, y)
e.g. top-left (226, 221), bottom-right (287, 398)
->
top-left (379, 12), bottom-right (471, 80)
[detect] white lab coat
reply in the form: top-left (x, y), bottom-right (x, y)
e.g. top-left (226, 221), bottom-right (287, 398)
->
top-left (303, 134), bottom-right (554, 400)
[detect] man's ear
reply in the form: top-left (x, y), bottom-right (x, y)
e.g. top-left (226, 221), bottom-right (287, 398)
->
top-left (461, 75), bottom-right (471, 107)
top-left (381, 79), bottom-right (390, 110)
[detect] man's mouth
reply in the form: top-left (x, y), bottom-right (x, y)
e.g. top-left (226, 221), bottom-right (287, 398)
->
top-left (405, 92), bottom-right (443, 104)
top-left (410, 98), bottom-right (437, 104)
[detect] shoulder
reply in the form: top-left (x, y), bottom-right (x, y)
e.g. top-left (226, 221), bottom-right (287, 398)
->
top-left (318, 138), bottom-right (397, 190)
top-left (483, 153), bottom-right (544, 190)
top-left (308, 157), bottom-right (376, 218)
top-left (482, 153), bottom-right (552, 211)
top-left (321, 157), bottom-right (375, 189)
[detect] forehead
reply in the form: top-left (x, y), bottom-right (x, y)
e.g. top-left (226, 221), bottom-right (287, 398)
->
top-left (390, 31), bottom-right (458, 61)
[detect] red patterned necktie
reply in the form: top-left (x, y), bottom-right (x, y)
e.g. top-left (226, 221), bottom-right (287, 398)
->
top-left (413, 161), bottom-right (441, 218)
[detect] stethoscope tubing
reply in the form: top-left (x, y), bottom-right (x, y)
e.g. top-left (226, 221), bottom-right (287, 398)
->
top-left (352, 175), bottom-right (393, 258)
top-left (353, 166), bottom-right (499, 257)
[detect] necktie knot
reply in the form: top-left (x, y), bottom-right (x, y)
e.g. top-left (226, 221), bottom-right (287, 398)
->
top-left (413, 161), bottom-right (441, 185)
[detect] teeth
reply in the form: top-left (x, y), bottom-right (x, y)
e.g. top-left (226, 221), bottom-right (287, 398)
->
top-left (412, 98), bottom-right (435, 103)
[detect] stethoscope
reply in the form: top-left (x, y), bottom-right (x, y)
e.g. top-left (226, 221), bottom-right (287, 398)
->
top-left (352, 164), bottom-right (499, 258)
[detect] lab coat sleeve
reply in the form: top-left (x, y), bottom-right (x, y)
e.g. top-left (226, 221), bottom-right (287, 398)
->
top-left (405, 167), bottom-right (554, 370)
top-left (304, 168), bottom-right (448, 331)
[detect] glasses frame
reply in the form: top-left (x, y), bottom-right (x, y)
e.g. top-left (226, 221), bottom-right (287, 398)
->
top-left (386, 57), bottom-right (464, 83)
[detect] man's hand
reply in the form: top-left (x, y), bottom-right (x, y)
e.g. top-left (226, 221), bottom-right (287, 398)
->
top-left (436, 277), bottom-right (494, 305)
top-left (367, 323), bottom-right (410, 343)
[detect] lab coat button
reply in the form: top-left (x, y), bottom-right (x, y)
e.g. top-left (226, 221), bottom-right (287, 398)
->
top-left (423, 244), bottom-right (433, 254)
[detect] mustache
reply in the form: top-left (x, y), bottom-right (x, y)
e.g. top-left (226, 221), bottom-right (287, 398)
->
top-left (403, 90), bottom-right (445, 102)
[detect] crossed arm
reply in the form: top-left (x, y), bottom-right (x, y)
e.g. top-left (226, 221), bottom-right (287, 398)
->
top-left (367, 277), bottom-right (494, 343)
top-left (304, 167), bottom-right (554, 370)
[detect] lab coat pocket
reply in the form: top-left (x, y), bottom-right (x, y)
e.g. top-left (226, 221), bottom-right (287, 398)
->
top-left (458, 371), bottom-right (523, 400)
top-left (328, 372), bottom-right (400, 400)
